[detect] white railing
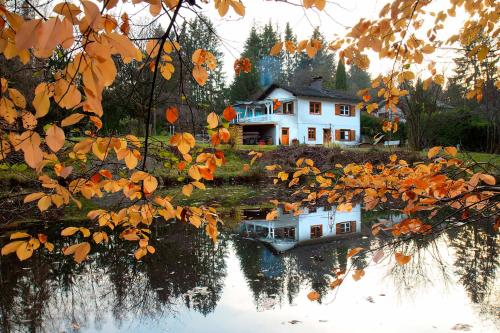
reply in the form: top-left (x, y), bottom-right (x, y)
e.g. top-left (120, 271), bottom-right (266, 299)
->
top-left (236, 113), bottom-right (294, 124)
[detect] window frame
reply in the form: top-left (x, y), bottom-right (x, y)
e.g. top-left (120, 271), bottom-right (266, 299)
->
top-left (283, 101), bottom-right (294, 114)
top-left (310, 224), bottom-right (323, 239)
top-left (308, 127), bottom-right (316, 141)
top-left (309, 101), bottom-right (322, 115)
top-left (339, 104), bottom-right (350, 116)
top-left (338, 222), bottom-right (352, 234)
top-left (339, 129), bottom-right (350, 141)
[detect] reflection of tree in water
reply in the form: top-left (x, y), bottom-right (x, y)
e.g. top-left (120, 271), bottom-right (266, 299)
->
top-left (0, 221), bottom-right (228, 332)
top-left (448, 223), bottom-right (498, 312)
top-left (386, 220), bottom-right (498, 318)
top-left (233, 237), bottom-right (369, 306)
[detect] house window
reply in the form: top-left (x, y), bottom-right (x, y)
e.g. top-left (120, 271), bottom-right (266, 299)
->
top-left (310, 225), bottom-right (323, 239)
top-left (309, 101), bottom-right (321, 115)
top-left (337, 222), bottom-right (352, 234)
top-left (340, 129), bottom-right (350, 141)
top-left (339, 104), bottom-right (350, 116)
top-left (308, 128), bottom-right (316, 141)
top-left (283, 102), bottom-right (294, 114)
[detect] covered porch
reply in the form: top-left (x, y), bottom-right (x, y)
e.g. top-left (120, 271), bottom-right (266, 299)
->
top-left (242, 124), bottom-right (276, 145)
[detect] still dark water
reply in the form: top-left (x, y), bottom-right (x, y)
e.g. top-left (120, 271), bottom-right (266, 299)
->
top-left (0, 209), bottom-right (498, 333)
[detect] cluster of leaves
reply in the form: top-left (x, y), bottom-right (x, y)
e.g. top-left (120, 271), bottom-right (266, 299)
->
top-left (259, 146), bottom-right (497, 292)
top-left (0, 0), bottom-right (245, 262)
top-left (269, 0), bottom-right (499, 120)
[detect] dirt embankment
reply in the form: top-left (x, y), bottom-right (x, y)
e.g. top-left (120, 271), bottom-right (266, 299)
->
top-left (258, 146), bottom-right (422, 171)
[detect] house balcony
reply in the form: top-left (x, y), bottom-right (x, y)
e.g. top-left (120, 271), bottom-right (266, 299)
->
top-left (233, 99), bottom-right (295, 125)
top-left (235, 113), bottom-right (294, 124)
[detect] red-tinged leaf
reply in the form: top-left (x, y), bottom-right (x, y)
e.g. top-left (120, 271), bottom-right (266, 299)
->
top-left (165, 106), bottom-right (178, 124)
top-left (223, 106), bottom-right (237, 121)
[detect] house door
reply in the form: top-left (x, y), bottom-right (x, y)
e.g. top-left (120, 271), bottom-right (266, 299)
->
top-left (281, 128), bottom-right (289, 145)
top-left (323, 129), bottom-right (331, 144)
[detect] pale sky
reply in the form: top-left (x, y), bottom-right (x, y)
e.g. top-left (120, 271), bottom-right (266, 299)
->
top-left (171, 0), bottom-right (466, 83)
top-left (38, 0), bottom-right (466, 84)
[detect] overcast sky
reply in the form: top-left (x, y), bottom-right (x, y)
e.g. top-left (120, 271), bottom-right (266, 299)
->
top-left (44, 0), bottom-right (465, 84)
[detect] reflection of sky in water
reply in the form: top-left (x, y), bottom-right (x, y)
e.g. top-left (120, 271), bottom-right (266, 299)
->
top-left (93, 238), bottom-right (497, 332)
top-left (0, 219), bottom-right (498, 333)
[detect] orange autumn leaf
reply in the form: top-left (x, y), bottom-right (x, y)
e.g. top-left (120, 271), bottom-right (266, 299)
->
top-left (207, 112), bottom-right (218, 129)
top-left (165, 106), bottom-right (179, 124)
top-left (444, 146), bottom-right (457, 157)
top-left (45, 124), bottom-right (65, 152)
top-left (427, 146), bottom-right (442, 159)
top-left (347, 247), bottom-right (364, 258)
top-left (395, 252), bottom-right (411, 265)
top-left (223, 106), bottom-right (237, 121)
top-left (352, 269), bottom-right (365, 281)
top-left (307, 291), bottom-right (320, 301)
top-left (63, 242), bottom-right (91, 263)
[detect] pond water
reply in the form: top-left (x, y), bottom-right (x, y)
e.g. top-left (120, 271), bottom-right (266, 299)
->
top-left (0, 204), bottom-right (498, 333)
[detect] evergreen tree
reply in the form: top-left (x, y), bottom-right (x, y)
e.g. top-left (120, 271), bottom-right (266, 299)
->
top-left (280, 22), bottom-right (298, 86)
top-left (178, 15), bottom-right (227, 112)
top-left (348, 64), bottom-right (371, 93)
top-left (335, 58), bottom-right (347, 90)
top-left (258, 22), bottom-right (281, 87)
top-left (229, 26), bottom-right (263, 101)
top-left (292, 27), bottom-right (336, 89)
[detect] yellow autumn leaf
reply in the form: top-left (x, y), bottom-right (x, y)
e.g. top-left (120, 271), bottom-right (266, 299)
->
top-left (182, 183), bottom-right (193, 196)
top-left (37, 195), bottom-right (52, 212)
top-left (63, 242), bottom-right (91, 263)
top-left (427, 146), bottom-right (442, 158)
top-left (61, 227), bottom-right (80, 236)
top-left (23, 192), bottom-right (45, 203)
top-left (1, 241), bottom-right (25, 256)
top-left (444, 146), bottom-right (457, 157)
top-left (16, 241), bottom-right (34, 261)
top-left (207, 112), bottom-right (218, 129)
top-left (143, 175), bottom-right (158, 193)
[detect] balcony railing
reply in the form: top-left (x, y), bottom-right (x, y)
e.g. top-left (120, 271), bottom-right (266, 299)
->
top-left (235, 113), bottom-right (294, 124)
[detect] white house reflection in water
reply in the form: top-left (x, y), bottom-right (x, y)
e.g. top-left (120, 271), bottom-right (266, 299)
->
top-left (241, 205), bottom-right (363, 252)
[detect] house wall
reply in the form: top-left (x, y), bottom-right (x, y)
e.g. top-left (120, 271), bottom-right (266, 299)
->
top-left (248, 87), bottom-right (361, 145)
top-left (296, 97), bottom-right (361, 144)
top-left (266, 88), bottom-right (300, 144)
top-left (296, 205), bottom-right (362, 242)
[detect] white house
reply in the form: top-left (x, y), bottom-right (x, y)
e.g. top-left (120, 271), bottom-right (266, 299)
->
top-left (233, 78), bottom-right (361, 146)
top-left (241, 205), bottom-right (362, 252)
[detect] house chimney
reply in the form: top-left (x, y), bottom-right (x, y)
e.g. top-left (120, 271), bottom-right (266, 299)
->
top-left (310, 76), bottom-right (323, 90)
